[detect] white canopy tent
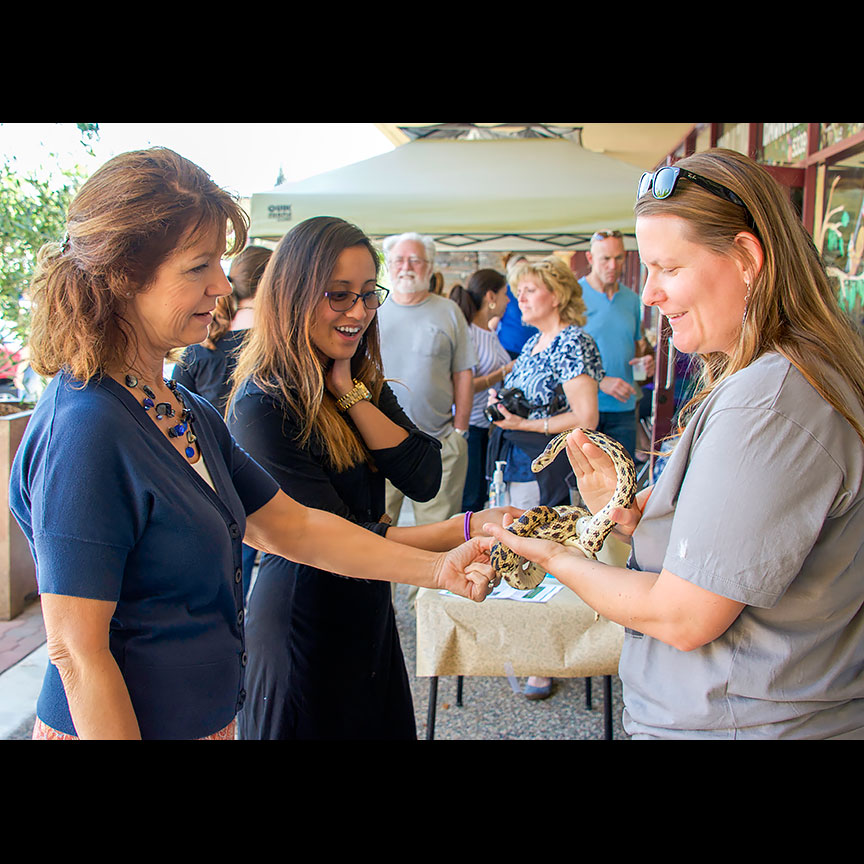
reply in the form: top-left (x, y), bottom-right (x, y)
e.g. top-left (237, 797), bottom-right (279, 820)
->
top-left (248, 137), bottom-right (646, 252)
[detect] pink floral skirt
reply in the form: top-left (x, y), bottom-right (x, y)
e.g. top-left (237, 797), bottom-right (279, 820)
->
top-left (32, 716), bottom-right (237, 740)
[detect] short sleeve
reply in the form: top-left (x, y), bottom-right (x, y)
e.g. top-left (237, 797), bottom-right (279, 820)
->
top-left (23, 407), bottom-right (140, 602)
top-left (663, 404), bottom-right (843, 606)
top-left (553, 329), bottom-right (604, 383)
top-left (452, 309), bottom-right (479, 374)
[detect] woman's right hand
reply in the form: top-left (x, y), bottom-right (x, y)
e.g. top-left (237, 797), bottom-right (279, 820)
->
top-left (325, 357), bottom-right (354, 400)
top-left (565, 430), bottom-right (649, 538)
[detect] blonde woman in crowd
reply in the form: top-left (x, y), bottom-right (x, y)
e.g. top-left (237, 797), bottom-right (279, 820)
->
top-left (486, 255), bottom-right (604, 700)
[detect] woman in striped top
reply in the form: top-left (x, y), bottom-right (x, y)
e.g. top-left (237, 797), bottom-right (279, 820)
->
top-left (450, 269), bottom-right (515, 512)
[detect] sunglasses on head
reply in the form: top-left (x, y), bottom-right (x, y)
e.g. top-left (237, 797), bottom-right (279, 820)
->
top-left (638, 166), bottom-right (757, 231)
top-left (591, 230), bottom-right (622, 242)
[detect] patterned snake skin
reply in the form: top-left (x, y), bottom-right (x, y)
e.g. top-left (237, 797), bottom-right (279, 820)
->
top-left (490, 428), bottom-right (637, 590)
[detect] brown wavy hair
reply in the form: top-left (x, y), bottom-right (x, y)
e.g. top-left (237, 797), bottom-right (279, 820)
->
top-left (28, 147), bottom-right (248, 382)
top-left (203, 245), bottom-right (272, 350)
top-left (227, 216), bottom-right (385, 472)
top-left (635, 148), bottom-right (864, 444)
top-left (507, 255), bottom-right (586, 326)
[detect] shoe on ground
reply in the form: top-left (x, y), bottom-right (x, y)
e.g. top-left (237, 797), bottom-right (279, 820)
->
top-left (524, 677), bottom-right (554, 700)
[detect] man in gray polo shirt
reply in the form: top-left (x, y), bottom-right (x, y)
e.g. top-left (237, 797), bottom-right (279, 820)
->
top-left (378, 232), bottom-right (477, 531)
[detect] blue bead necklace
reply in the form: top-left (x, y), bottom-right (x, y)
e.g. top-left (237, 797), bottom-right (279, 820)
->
top-left (125, 374), bottom-right (198, 459)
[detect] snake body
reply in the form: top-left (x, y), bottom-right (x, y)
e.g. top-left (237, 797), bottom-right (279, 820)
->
top-left (490, 428), bottom-right (637, 590)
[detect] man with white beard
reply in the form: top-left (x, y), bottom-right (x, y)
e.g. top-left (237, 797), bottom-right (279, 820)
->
top-left (377, 233), bottom-right (477, 563)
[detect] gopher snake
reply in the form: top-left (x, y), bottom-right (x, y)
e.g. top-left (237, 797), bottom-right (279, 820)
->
top-left (489, 429), bottom-right (637, 590)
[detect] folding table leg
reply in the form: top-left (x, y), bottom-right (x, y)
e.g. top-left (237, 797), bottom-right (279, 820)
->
top-left (456, 675), bottom-right (464, 706)
top-left (603, 675), bottom-right (613, 740)
top-left (426, 677), bottom-right (438, 740)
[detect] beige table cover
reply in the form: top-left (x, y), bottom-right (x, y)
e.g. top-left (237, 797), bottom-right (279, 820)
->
top-left (416, 586), bottom-right (623, 678)
top-left (416, 534), bottom-right (629, 679)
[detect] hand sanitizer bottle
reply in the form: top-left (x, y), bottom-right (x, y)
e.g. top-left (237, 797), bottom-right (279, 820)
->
top-left (489, 461), bottom-right (508, 507)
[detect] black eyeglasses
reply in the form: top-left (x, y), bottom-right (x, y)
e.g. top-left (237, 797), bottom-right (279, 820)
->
top-left (638, 166), bottom-right (757, 231)
top-left (323, 285), bottom-right (389, 312)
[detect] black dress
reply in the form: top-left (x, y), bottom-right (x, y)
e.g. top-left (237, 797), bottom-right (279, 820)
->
top-left (228, 377), bottom-right (442, 740)
top-left (171, 330), bottom-right (247, 415)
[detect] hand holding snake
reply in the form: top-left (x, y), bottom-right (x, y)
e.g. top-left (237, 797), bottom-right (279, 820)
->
top-left (489, 428), bottom-right (638, 590)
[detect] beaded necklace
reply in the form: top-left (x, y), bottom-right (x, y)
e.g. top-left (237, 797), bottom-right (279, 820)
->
top-left (124, 374), bottom-right (198, 459)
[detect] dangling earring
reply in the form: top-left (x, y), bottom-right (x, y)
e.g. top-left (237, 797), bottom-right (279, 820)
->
top-left (741, 278), bottom-right (751, 327)
top-left (489, 301), bottom-right (496, 311)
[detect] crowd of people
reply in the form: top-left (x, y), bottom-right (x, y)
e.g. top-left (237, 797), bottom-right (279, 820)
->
top-left (8, 144), bottom-right (864, 739)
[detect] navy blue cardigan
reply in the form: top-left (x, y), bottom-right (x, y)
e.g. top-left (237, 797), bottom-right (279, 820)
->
top-left (9, 371), bottom-right (279, 739)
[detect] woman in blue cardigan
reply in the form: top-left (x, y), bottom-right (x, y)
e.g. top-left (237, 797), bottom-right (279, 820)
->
top-left (10, 148), bottom-right (499, 740)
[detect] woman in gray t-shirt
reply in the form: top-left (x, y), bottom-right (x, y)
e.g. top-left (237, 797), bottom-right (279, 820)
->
top-left (483, 149), bottom-right (864, 739)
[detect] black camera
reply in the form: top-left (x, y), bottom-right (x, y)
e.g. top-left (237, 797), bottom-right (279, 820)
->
top-left (484, 387), bottom-right (534, 423)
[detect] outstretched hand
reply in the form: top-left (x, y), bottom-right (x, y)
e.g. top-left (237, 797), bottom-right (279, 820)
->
top-left (480, 517), bottom-right (582, 578)
top-left (565, 430), bottom-right (651, 539)
top-left (469, 505), bottom-right (523, 537)
top-left (433, 537), bottom-right (500, 602)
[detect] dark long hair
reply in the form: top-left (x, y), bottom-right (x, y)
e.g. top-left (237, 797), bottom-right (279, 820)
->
top-left (203, 245), bottom-right (272, 350)
top-left (449, 268), bottom-right (506, 323)
top-left (228, 216), bottom-right (384, 471)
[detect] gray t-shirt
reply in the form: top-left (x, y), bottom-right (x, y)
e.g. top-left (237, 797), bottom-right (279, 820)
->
top-left (622, 352), bottom-right (864, 739)
top-left (377, 293), bottom-right (477, 440)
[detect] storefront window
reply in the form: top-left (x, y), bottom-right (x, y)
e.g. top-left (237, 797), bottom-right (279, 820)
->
top-left (821, 123), bottom-right (864, 150)
top-left (760, 123), bottom-right (808, 164)
top-left (695, 124), bottom-right (713, 153)
top-left (818, 148), bottom-right (864, 327)
top-left (717, 123), bottom-right (749, 155)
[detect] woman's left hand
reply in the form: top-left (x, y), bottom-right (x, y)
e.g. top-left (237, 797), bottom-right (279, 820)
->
top-left (325, 357), bottom-right (354, 399)
top-left (491, 403), bottom-right (527, 430)
top-left (432, 537), bottom-right (500, 602)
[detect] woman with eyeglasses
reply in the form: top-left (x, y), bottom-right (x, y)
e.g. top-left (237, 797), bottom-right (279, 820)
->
top-left (482, 148), bottom-right (864, 739)
top-left (226, 216), bottom-right (519, 740)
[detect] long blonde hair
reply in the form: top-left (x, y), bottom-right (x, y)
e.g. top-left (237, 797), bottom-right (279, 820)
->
top-left (636, 148), bottom-right (864, 444)
top-left (227, 216), bottom-right (385, 472)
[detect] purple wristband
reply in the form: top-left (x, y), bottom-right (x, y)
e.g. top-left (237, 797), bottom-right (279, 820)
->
top-left (464, 511), bottom-right (473, 542)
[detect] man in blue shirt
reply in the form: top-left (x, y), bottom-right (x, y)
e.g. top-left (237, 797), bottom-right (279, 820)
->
top-left (578, 230), bottom-right (654, 461)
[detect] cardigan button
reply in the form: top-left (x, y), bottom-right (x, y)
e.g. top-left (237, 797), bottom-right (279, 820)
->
top-left (241, 651), bottom-right (248, 666)
top-left (237, 609), bottom-right (244, 626)
top-left (234, 568), bottom-right (242, 583)
top-left (229, 523), bottom-right (241, 538)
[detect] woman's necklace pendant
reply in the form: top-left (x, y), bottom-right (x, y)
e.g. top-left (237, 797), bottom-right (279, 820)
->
top-left (125, 373), bottom-right (198, 461)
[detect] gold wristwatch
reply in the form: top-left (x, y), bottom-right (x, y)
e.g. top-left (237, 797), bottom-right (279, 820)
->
top-left (335, 379), bottom-right (372, 412)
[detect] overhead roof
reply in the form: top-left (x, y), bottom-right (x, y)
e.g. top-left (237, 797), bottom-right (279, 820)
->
top-left (248, 124), bottom-right (695, 250)
top-left (374, 123), bottom-right (695, 170)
